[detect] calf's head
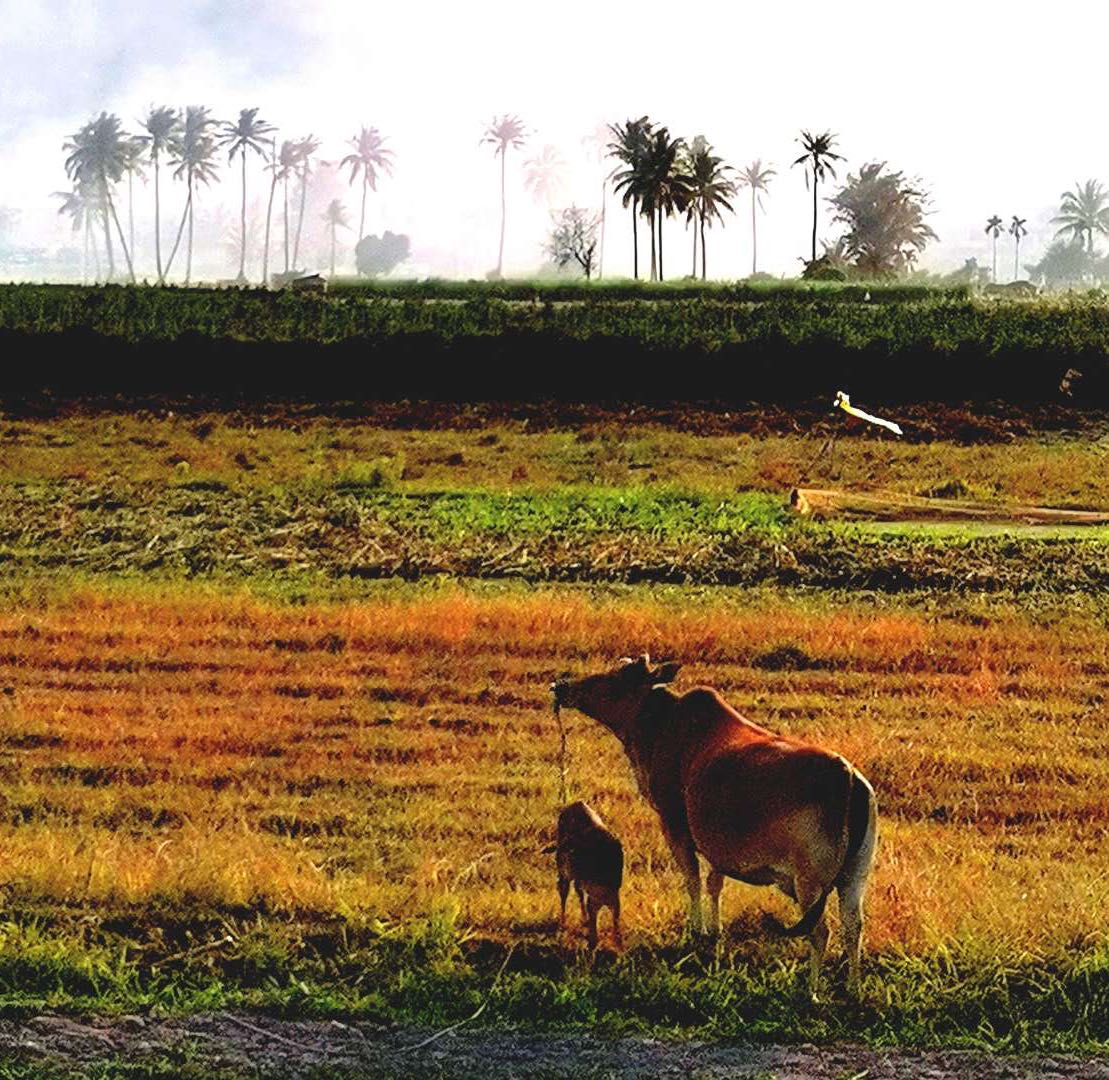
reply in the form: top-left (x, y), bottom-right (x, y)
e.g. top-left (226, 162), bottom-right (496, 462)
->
top-left (552, 655), bottom-right (681, 740)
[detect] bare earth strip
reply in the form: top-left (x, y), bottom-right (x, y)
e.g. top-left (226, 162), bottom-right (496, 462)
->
top-left (0, 1015), bottom-right (1106, 1079)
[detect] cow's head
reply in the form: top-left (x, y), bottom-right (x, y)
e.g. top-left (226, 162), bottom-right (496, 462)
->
top-left (552, 655), bottom-right (681, 740)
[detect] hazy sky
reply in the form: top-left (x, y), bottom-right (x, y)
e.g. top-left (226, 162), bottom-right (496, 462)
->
top-left (2, 0), bottom-right (1106, 279)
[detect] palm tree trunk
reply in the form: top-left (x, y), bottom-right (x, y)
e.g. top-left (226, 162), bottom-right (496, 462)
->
top-left (82, 216), bottom-right (90, 284)
top-left (658, 209), bottom-right (664, 282)
top-left (293, 168), bottom-right (309, 269)
top-left (186, 177), bottom-right (195, 285)
top-left (692, 216), bottom-right (698, 278)
top-left (90, 220), bottom-right (101, 281)
top-left (128, 171), bottom-right (135, 274)
top-left (811, 172), bottom-right (818, 264)
top-left (497, 151), bottom-right (507, 277)
top-left (263, 172), bottom-right (277, 285)
top-left (649, 208), bottom-right (656, 281)
top-left (330, 222), bottom-right (336, 277)
top-left (107, 191), bottom-right (136, 283)
top-left (751, 188), bottom-right (757, 276)
top-left (598, 179), bottom-right (606, 280)
top-left (283, 176), bottom-right (291, 273)
top-left (101, 182), bottom-right (115, 281)
top-left (165, 182), bottom-right (191, 279)
top-left (1014, 239), bottom-right (1019, 281)
top-left (701, 212), bottom-right (707, 281)
top-left (238, 152), bottom-right (248, 282)
top-left (359, 176), bottom-right (368, 240)
top-left (992, 235), bottom-right (997, 281)
top-left (154, 152), bottom-right (164, 283)
top-left (631, 196), bottom-right (638, 280)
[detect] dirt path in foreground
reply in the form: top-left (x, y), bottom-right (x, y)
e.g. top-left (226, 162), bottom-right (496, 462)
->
top-left (0, 1014), bottom-right (1105, 1078)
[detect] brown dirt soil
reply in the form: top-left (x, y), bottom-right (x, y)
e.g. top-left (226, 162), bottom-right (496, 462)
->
top-left (5, 396), bottom-right (1109, 443)
top-left (0, 1014), bottom-right (1105, 1078)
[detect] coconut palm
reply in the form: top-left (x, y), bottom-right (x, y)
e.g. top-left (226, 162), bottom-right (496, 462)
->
top-left (322, 198), bottom-right (351, 277)
top-left (139, 106), bottom-right (180, 282)
top-left (985, 214), bottom-right (1004, 281)
top-left (642, 126), bottom-right (690, 281)
top-left (291, 134), bottom-right (320, 270)
top-left (608, 116), bottom-right (653, 280)
top-left (582, 123), bottom-right (611, 278)
top-left (792, 130), bottom-right (844, 264)
top-left (54, 182), bottom-right (102, 282)
top-left (219, 107), bottom-right (275, 283)
top-left (273, 139), bottom-right (301, 274)
top-left (736, 160), bottom-right (775, 276)
top-left (63, 112), bottom-right (136, 283)
top-left (165, 106), bottom-right (220, 283)
top-left (524, 144), bottom-right (567, 207)
top-left (1009, 216), bottom-right (1028, 281)
top-left (261, 137), bottom-right (280, 284)
top-left (1052, 180), bottom-right (1109, 255)
top-left (121, 136), bottom-right (146, 273)
top-left (341, 126), bottom-right (394, 241)
top-left (683, 136), bottom-right (734, 280)
top-left (481, 114), bottom-right (527, 278)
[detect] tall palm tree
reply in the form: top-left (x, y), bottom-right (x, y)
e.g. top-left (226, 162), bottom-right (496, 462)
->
top-left (261, 137), bottom-right (279, 284)
top-left (1009, 216), bottom-right (1028, 281)
top-left (985, 214), bottom-right (1004, 281)
top-left (736, 160), bottom-right (775, 276)
top-left (275, 139), bottom-right (300, 273)
top-left (63, 112), bottom-right (136, 283)
top-left (608, 116), bottom-right (653, 280)
top-left (642, 126), bottom-right (689, 281)
top-left (139, 106), bottom-right (180, 283)
top-left (524, 144), bottom-right (567, 207)
top-left (165, 106), bottom-right (219, 283)
top-left (121, 136), bottom-right (145, 273)
top-left (684, 137), bottom-right (735, 280)
top-left (54, 183), bottom-right (101, 282)
top-left (341, 126), bottom-right (394, 241)
top-left (582, 123), bottom-right (611, 278)
top-left (322, 198), bottom-right (351, 277)
top-left (291, 134), bottom-right (320, 270)
top-left (1052, 180), bottom-right (1109, 255)
top-left (481, 114), bottom-right (527, 278)
top-left (792, 130), bottom-right (844, 264)
top-left (219, 107), bottom-right (275, 283)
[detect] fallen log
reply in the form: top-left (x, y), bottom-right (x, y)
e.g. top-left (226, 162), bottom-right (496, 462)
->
top-left (789, 488), bottom-right (1109, 525)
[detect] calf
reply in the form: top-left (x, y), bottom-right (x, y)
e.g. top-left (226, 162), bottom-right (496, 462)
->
top-left (547, 800), bottom-right (624, 950)
top-left (552, 656), bottom-right (877, 998)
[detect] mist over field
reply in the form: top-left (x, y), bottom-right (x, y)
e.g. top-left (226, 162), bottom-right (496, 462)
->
top-left (2, 0), bottom-right (1108, 282)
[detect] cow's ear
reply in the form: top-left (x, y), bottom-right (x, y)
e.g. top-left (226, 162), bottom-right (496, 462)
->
top-left (653, 661), bottom-right (681, 684)
top-left (621, 655), bottom-right (650, 681)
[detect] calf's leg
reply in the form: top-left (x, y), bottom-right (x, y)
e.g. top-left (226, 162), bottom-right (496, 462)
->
top-left (557, 875), bottom-right (570, 929)
top-left (706, 868), bottom-right (725, 936)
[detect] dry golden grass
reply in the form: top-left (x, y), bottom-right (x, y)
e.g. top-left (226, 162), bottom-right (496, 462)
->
top-left (4, 413), bottom-right (1109, 507)
top-left (1, 585), bottom-right (1106, 961)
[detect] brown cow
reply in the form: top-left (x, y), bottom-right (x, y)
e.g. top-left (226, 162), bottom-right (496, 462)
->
top-left (552, 655), bottom-right (877, 997)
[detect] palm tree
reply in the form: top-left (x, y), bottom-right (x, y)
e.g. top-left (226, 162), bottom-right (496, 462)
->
top-left (261, 137), bottom-right (279, 284)
top-left (322, 198), bottom-right (351, 277)
top-left (792, 130), bottom-right (844, 264)
top-left (684, 136), bottom-right (734, 280)
top-left (121, 136), bottom-right (146, 273)
top-left (1052, 180), bottom-right (1109, 255)
top-left (608, 116), bottom-right (653, 280)
top-left (582, 123), bottom-right (611, 278)
top-left (291, 134), bottom-right (320, 270)
top-left (1009, 216), bottom-right (1028, 281)
top-left (219, 107), bottom-right (275, 283)
top-left (736, 160), bottom-right (775, 276)
top-left (642, 127), bottom-right (689, 281)
top-left (985, 214), bottom-right (1004, 281)
top-left (54, 183), bottom-right (101, 282)
top-left (275, 139), bottom-right (300, 274)
top-left (63, 112), bottom-right (136, 283)
top-left (341, 126), bottom-right (394, 241)
top-left (165, 106), bottom-right (220, 283)
top-left (524, 144), bottom-right (567, 207)
top-left (481, 114), bottom-right (527, 278)
top-left (139, 106), bottom-right (180, 283)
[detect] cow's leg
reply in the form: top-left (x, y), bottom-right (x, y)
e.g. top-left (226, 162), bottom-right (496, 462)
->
top-left (839, 784), bottom-right (878, 996)
top-left (557, 875), bottom-right (570, 929)
top-left (611, 894), bottom-right (623, 951)
top-left (661, 821), bottom-right (703, 934)
top-left (585, 896), bottom-right (600, 950)
top-left (575, 882), bottom-right (587, 924)
top-left (795, 877), bottom-right (830, 1002)
top-left (706, 868), bottom-right (725, 936)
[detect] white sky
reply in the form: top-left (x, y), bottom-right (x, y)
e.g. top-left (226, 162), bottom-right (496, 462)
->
top-left (1, 0), bottom-right (1105, 280)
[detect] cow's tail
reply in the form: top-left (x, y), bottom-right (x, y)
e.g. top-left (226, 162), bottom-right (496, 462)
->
top-left (764, 761), bottom-right (855, 939)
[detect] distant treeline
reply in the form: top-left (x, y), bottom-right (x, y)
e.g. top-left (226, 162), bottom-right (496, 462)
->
top-left (2, 283), bottom-right (1109, 405)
